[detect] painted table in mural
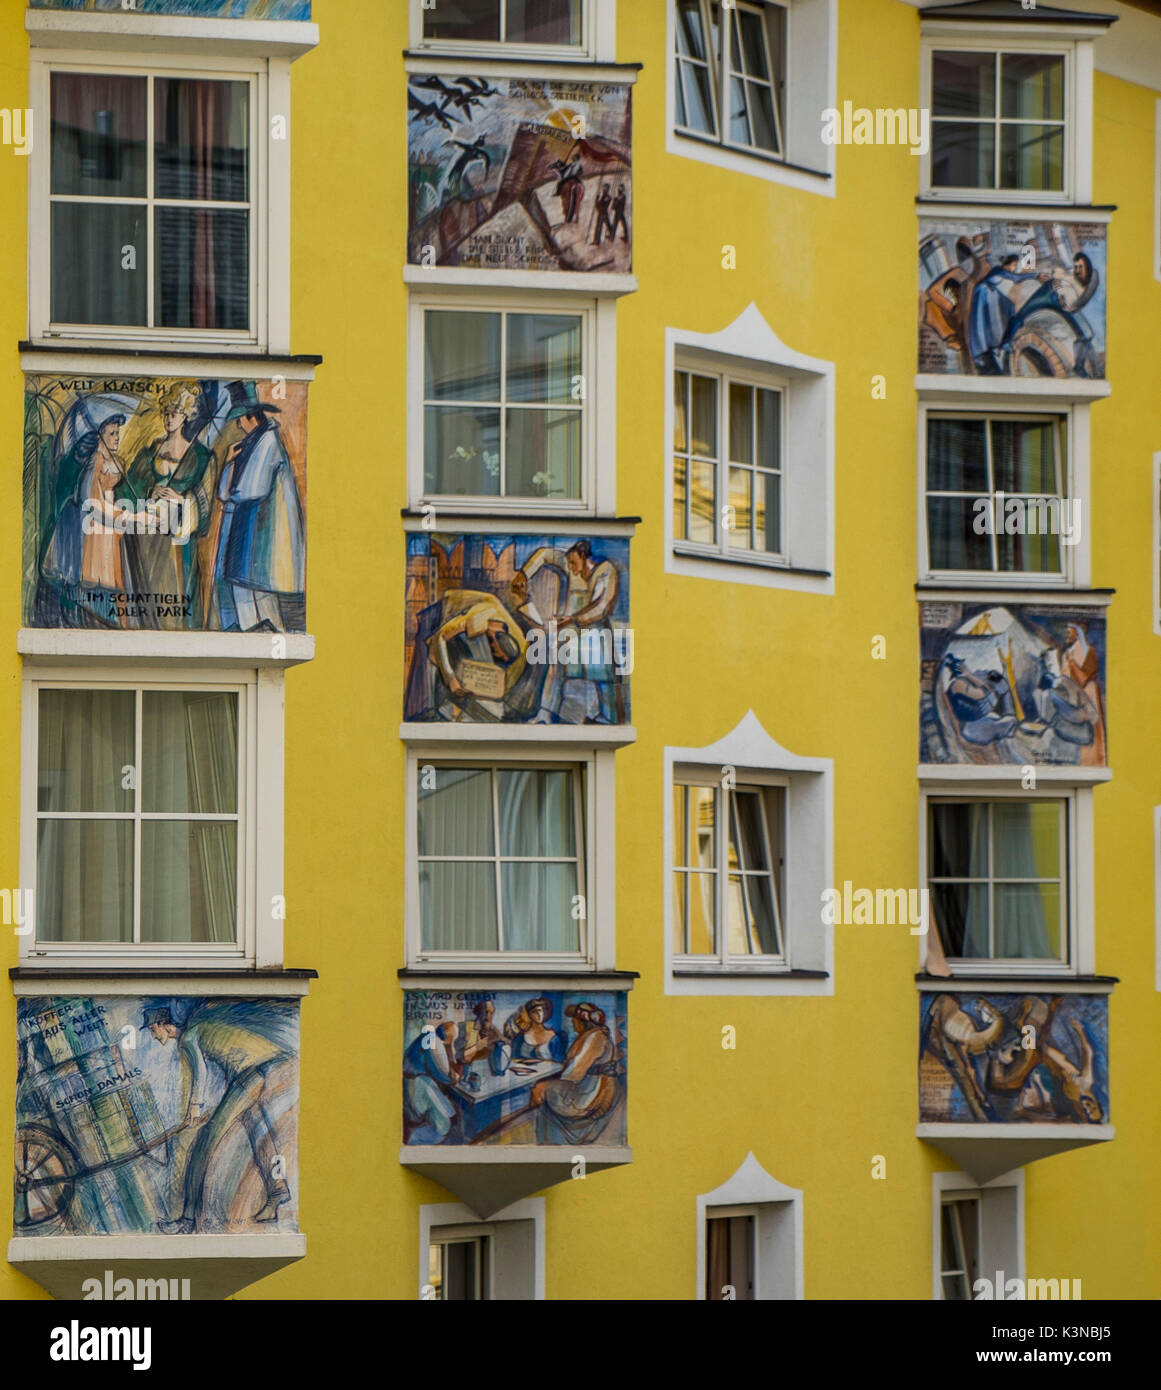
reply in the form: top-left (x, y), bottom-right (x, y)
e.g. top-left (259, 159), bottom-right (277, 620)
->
top-left (452, 1060), bottom-right (563, 1143)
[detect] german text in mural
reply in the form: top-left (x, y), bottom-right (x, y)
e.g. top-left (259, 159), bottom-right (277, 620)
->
top-left (24, 376), bottom-right (307, 632)
top-left (15, 996), bottom-right (300, 1235)
top-left (403, 990), bottom-right (628, 1147)
top-left (405, 532), bottom-right (632, 724)
top-left (919, 219), bottom-right (1106, 378)
top-left (920, 603), bottom-right (1107, 766)
top-left (920, 993), bottom-right (1107, 1125)
top-left (408, 77), bottom-right (632, 273)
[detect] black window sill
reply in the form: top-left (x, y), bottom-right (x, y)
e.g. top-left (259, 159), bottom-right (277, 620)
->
top-left (398, 966), bottom-right (640, 979)
top-left (914, 972), bottom-right (1118, 986)
top-left (915, 198), bottom-right (1117, 213)
top-left (916, 582), bottom-right (1115, 597)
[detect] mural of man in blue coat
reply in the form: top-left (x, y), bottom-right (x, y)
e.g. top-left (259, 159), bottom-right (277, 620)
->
top-left (209, 381), bottom-right (306, 632)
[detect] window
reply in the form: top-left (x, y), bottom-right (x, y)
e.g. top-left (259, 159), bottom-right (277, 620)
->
top-left (675, 1), bottom-right (785, 159)
top-left (422, 0), bottom-right (583, 49)
top-left (32, 684), bottom-right (244, 949)
top-left (939, 1194), bottom-right (980, 1301)
top-left (931, 49), bottom-right (1066, 194)
top-left (674, 366), bottom-right (784, 560)
top-left (672, 779), bottom-right (785, 965)
top-left (45, 66), bottom-right (255, 336)
top-left (706, 1206), bottom-right (756, 1300)
top-left (428, 1233), bottom-right (490, 1301)
top-left (928, 798), bottom-right (1068, 967)
top-left (924, 414), bottom-right (1068, 579)
top-left (421, 307), bottom-right (587, 506)
top-left (417, 763), bottom-right (586, 958)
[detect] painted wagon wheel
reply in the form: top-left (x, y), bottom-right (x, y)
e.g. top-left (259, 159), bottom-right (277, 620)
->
top-left (14, 1124), bottom-right (77, 1229)
top-left (1008, 323), bottom-right (1069, 379)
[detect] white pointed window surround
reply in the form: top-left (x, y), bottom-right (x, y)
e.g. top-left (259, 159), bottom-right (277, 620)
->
top-left (666, 304), bottom-right (834, 594)
top-left (665, 711), bottom-right (833, 995)
top-left (697, 1153), bottom-right (803, 1300)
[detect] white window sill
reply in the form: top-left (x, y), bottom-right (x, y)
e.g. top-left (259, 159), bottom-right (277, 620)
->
top-left (917, 763), bottom-right (1111, 785)
top-left (915, 375), bottom-right (1111, 402)
top-left (18, 629), bottom-right (314, 668)
top-left (669, 547), bottom-right (832, 595)
top-left (667, 129), bottom-right (834, 198)
top-left (403, 265), bottom-right (637, 296)
top-left (400, 722), bottom-right (635, 748)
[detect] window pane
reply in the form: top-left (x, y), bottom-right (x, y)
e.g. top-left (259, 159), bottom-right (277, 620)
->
top-left (747, 82), bottom-right (778, 152)
top-left (932, 122), bottom-right (995, 189)
top-left (994, 882), bottom-right (1059, 958)
top-left (729, 383), bottom-right (753, 465)
top-left (154, 78), bottom-right (249, 203)
top-left (140, 821), bottom-right (236, 943)
top-left (507, 0), bottom-right (581, 46)
top-left (689, 461), bottom-right (717, 543)
top-left (756, 471), bottom-right (780, 554)
top-left (993, 800), bottom-right (1059, 878)
top-left (930, 881), bottom-right (988, 958)
top-left (423, 0), bottom-right (499, 41)
top-left (39, 690), bottom-right (135, 813)
top-left (756, 388), bottom-right (780, 468)
top-left (927, 497), bottom-right (993, 571)
top-left (731, 791), bottom-right (769, 871)
top-left (684, 785), bottom-right (716, 867)
top-left (1000, 124), bottom-right (1064, 192)
top-left (502, 863), bottom-right (579, 951)
top-left (675, 454), bottom-right (688, 541)
top-left (933, 51), bottom-right (995, 118)
top-left (141, 691), bottom-right (237, 814)
top-left (673, 871), bottom-right (687, 952)
top-left (51, 73), bottom-right (146, 198)
top-left (689, 375), bottom-right (717, 457)
top-left (680, 61), bottom-right (717, 135)
top-left (506, 314), bottom-right (581, 404)
top-left (497, 768), bottom-right (575, 858)
top-left (677, 0), bottom-right (708, 60)
top-left (155, 207), bottom-right (249, 331)
top-left (727, 467), bottom-right (751, 550)
top-left (506, 409), bottom-right (581, 499)
top-left (930, 802), bottom-right (989, 878)
top-left (674, 371), bottom-right (689, 451)
top-left (418, 767), bottom-right (494, 857)
top-left (424, 406), bottom-right (501, 495)
top-left (727, 75), bottom-right (750, 145)
top-left (744, 873), bottom-right (781, 954)
top-left (420, 862), bottom-right (499, 951)
top-left (998, 525), bottom-right (1060, 575)
top-left (1001, 54), bottom-right (1064, 121)
top-left (36, 819), bottom-right (133, 942)
top-left (425, 312), bottom-right (501, 402)
top-left (52, 203), bottom-right (148, 326)
top-left (927, 418), bottom-right (988, 493)
top-left (687, 870), bottom-right (716, 954)
top-left (737, 9), bottom-right (771, 79)
top-left (441, 1239), bottom-right (481, 1301)
top-left (707, 1213), bottom-right (754, 1300)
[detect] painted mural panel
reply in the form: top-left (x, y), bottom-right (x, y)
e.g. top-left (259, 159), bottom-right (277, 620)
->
top-left (405, 532), bottom-right (632, 724)
top-left (23, 375), bottom-right (307, 632)
top-left (403, 990), bottom-right (628, 1146)
top-left (918, 219), bottom-right (1106, 378)
top-left (15, 996), bottom-right (300, 1235)
top-left (920, 602), bottom-right (1107, 766)
top-left (408, 77), bottom-right (632, 273)
top-left (30, 0), bottom-right (310, 17)
top-left (920, 992), bottom-right (1107, 1125)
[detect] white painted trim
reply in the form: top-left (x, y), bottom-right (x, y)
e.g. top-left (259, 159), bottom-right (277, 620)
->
top-left (915, 203), bottom-right (1113, 225)
top-left (932, 1170), bottom-right (1025, 1303)
top-left (917, 400), bottom-right (1089, 589)
top-left (915, 375), bottom-right (1110, 401)
top-left (266, 57), bottom-right (292, 356)
top-left (665, 0), bottom-right (836, 196)
top-left (419, 1198), bottom-right (546, 1301)
top-left (400, 723), bottom-right (635, 747)
top-left (917, 784), bottom-right (1097, 979)
top-left (403, 267), bottom-right (637, 296)
top-left (665, 304), bottom-right (835, 595)
top-left (916, 977), bottom-right (1112, 995)
top-left (407, 0), bottom-right (615, 65)
top-left (403, 746), bottom-right (616, 971)
top-left (665, 712), bottom-right (833, 996)
top-left (8, 1232), bottom-right (306, 1262)
top-left (26, 10), bottom-right (319, 59)
top-left (254, 669), bottom-right (285, 969)
top-left (12, 975), bottom-right (311, 997)
top-left (919, 1122), bottom-right (1114, 1142)
top-left (916, 765), bottom-right (1111, 783)
top-left (407, 290), bottom-right (612, 517)
top-left (19, 351), bottom-right (318, 380)
top-left (696, 1153), bottom-right (804, 1300)
top-left (19, 630), bottom-right (314, 666)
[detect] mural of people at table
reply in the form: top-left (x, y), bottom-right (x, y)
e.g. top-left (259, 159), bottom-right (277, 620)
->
top-left (408, 76), bottom-right (632, 273)
top-left (920, 603), bottom-right (1107, 766)
top-left (402, 991), bottom-right (628, 1148)
top-left (920, 993), bottom-right (1108, 1125)
top-left (918, 219), bottom-right (1106, 379)
top-left (24, 375), bottom-right (308, 632)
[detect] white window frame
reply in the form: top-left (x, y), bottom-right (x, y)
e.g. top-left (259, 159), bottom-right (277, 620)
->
top-left (672, 772), bottom-right (787, 970)
top-left (405, 745), bottom-right (616, 971)
top-left (918, 400), bottom-right (1089, 589)
top-left (409, 0), bottom-right (608, 63)
top-left (666, 711), bottom-right (832, 996)
top-left (696, 1153), bottom-right (803, 1301)
top-left (408, 289), bottom-right (616, 517)
top-left (667, 0), bottom-right (836, 196)
top-left (933, 1171), bottom-right (1024, 1303)
top-left (666, 305), bottom-right (834, 594)
top-left (673, 360), bottom-right (788, 564)
top-left (919, 784), bottom-right (1094, 980)
top-left (919, 33), bottom-right (1095, 205)
top-left (19, 663), bottom-right (288, 971)
top-left (29, 48), bottom-right (285, 352)
top-left (419, 1198), bottom-right (545, 1301)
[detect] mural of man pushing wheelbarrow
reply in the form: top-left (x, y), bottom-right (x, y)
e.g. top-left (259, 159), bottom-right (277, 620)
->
top-left (144, 1000), bottom-right (296, 1233)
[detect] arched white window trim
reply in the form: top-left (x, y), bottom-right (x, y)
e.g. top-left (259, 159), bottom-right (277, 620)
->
top-left (697, 1153), bottom-right (804, 1300)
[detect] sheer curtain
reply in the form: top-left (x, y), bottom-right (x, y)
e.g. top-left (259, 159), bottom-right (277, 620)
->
top-left (498, 769), bottom-right (578, 952)
top-left (418, 767), bottom-right (497, 951)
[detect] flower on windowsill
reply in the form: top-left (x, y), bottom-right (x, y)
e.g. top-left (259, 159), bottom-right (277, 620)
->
top-left (448, 445), bottom-right (501, 479)
top-left (530, 471), bottom-right (554, 497)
